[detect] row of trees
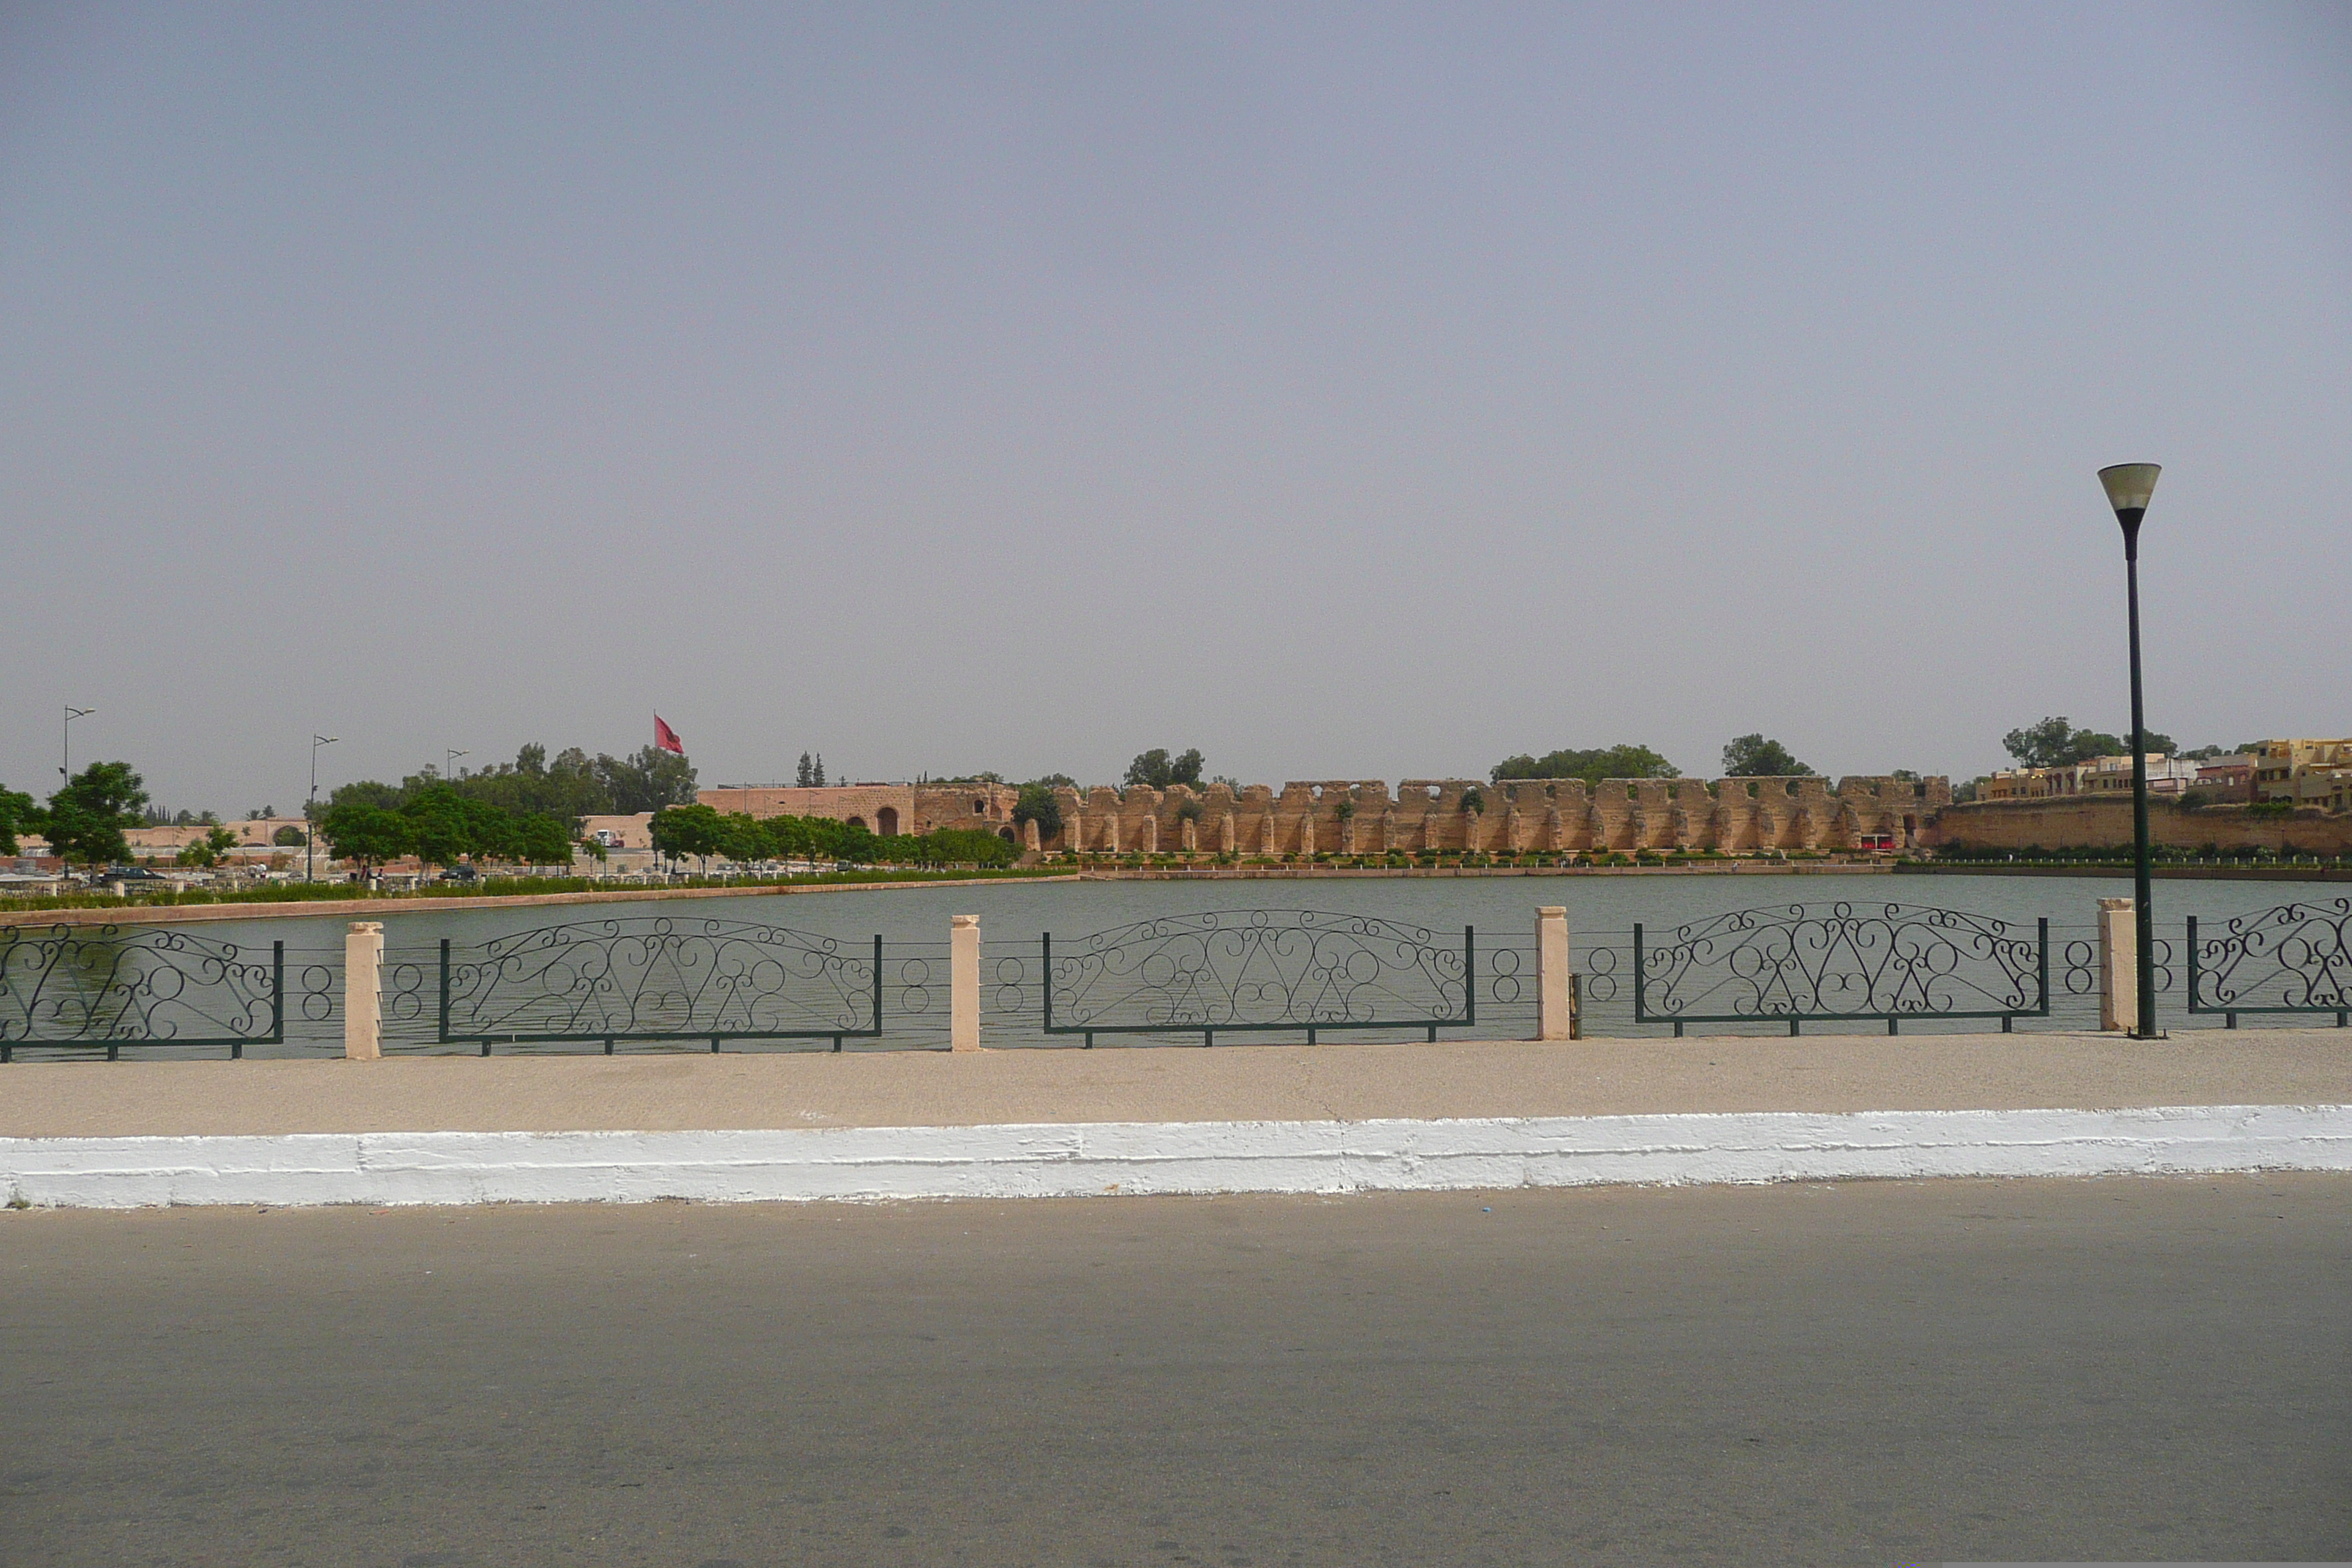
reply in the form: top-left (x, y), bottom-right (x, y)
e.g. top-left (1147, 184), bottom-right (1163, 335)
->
top-left (647, 804), bottom-right (1015, 869)
top-left (1999, 715), bottom-right (2247, 770)
top-left (1490, 736), bottom-right (1818, 783)
top-left (302, 742), bottom-right (704, 871)
top-left (319, 742), bottom-right (698, 822)
top-left (317, 786), bottom-right (579, 872)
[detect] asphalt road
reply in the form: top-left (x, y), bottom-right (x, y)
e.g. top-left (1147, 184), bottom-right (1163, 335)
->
top-left (4, 1177), bottom-right (2348, 1567)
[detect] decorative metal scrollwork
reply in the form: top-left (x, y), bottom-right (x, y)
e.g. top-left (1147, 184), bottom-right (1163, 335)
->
top-left (436, 917), bottom-right (882, 1052)
top-left (1043, 909), bottom-right (1471, 1045)
top-left (1635, 902), bottom-right (2048, 1034)
top-left (0, 923), bottom-right (283, 1060)
top-left (2188, 900), bottom-right (2351, 1024)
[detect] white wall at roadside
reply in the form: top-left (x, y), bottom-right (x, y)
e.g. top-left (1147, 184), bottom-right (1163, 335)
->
top-left (4, 1104), bottom-right (2348, 1209)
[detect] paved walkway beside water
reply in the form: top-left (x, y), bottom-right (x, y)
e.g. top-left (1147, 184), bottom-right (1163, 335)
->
top-left (2, 1030), bottom-right (2346, 1139)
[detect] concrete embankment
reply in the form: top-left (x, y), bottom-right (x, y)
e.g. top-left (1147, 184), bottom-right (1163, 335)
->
top-left (5, 1032), bottom-right (2346, 1208)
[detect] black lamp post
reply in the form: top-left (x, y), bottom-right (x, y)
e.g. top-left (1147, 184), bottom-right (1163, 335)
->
top-left (2098, 462), bottom-right (2162, 1039)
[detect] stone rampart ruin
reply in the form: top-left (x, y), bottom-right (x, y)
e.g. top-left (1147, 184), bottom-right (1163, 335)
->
top-left (1046, 776), bottom-right (1950, 856)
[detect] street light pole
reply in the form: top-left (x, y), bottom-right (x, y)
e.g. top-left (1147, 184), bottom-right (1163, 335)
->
top-left (2099, 463), bottom-right (2163, 1040)
top-left (447, 748), bottom-right (468, 781)
top-left (308, 735), bottom-right (339, 883)
top-left (61, 706), bottom-right (94, 782)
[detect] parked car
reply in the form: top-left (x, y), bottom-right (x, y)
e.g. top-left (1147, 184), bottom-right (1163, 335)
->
top-left (437, 865), bottom-right (480, 884)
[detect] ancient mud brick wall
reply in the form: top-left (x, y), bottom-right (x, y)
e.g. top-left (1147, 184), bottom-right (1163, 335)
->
top-left (1047, 775), bottom-right (1950, 856)
top-left (1925, 799), bottom-right (2352, 856)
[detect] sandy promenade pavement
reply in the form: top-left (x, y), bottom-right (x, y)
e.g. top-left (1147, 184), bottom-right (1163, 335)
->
top-left (2, 1030), bottom-right (2347, 1139)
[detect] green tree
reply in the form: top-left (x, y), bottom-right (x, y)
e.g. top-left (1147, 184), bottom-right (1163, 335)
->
top-left (272, 824), bottom-right (309, 846)
top-left (176, 826), bottom-right (241, 868)
top-left (45, 762), bottom-right (150, 865)
top-left (1721, 735), bottom-right (1814, 777)
top-left (317, 802), bottom-right (413, 871)
top-left (1123, 748), bottom-right (1204, 790)
top-left (0, 785), bottom-right (40, 856)
top-left (2002, 716), bottom-right (2174, 770)
top-left (1491, 745), bottom-right (1679, 785)
top-left (595, 745), bottom-right (698, 813)
top-left (758, 813), bottom-right (818, 861)
top-left (1011, 782), bottom-right (1064, 840)
top-left (508, 812), bottom-right (576, 867)
top-left (649, 802), bottom-right (725, 865)
top-left (806, 816), bottom-right (876, 864)
top-left (321, 779), bottom-right (403, 816)
top-left (713, 812), bottom-right (773, 864)
top-left (400, 785), bottom-right (508, 869)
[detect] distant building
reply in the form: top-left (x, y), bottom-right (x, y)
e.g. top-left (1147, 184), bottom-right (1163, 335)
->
top-left (2075, 754), bottom-right (2199, 796)
top-left (579, 813), bottom-right (655, 851)
top-left (1980, 755), bottom-right (2198, 800)
top-left (2193, 754), bottom-right (2255, 801)
top-left (696, 783), bottom-right (1022, 840)
top-left (2292, 766), bottom-right (2352, 813)
top-left (2252, 737), bottom-right (2352, 802)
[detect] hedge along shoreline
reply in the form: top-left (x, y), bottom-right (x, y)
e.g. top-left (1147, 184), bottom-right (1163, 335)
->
top-left (0, 868), bottom-right (1082, 927)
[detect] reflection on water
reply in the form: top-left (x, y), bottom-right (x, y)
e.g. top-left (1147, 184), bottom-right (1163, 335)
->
top-left (37, 872), bottom-right (2337, 1057)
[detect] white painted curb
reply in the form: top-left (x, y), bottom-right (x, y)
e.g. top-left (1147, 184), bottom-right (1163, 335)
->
top-left (4, 1104), bottom-right (2349, 1209)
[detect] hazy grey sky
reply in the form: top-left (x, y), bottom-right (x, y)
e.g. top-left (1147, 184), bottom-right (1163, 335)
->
top-left (4, 2), bottom-right (2347, 812)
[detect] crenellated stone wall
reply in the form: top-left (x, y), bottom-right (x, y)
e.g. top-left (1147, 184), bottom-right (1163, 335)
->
top-left (1044, 775), bottom-right (1950, 856)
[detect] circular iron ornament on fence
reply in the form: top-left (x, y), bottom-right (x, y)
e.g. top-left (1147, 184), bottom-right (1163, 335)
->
top-left (2062, 940), bottom-right (2099, 997)
top-left (1488, 947), bottom-right (1524, 1006)
top-left (1580, 942), bottom-right (1621, 1004)
top-left (300, 963), bottom-right (336, 1022)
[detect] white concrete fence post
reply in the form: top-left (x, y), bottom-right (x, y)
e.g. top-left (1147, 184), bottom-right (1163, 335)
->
top-left (951, 914), bottom-right (981, 1052)
top-left (344, 921), bottom-right (384, 1060)
top-left (2098, 897), bottom-right (2138, 1034)
top-left (1537, 905), bottom-right (1575, 1041)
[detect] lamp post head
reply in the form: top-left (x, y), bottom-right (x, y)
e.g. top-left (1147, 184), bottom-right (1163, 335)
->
top-left (2098, 462), bottom-right (2160, 556)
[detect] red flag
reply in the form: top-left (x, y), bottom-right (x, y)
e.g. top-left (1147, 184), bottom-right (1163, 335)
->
top-left (654, 714), bottom-right (685, 755)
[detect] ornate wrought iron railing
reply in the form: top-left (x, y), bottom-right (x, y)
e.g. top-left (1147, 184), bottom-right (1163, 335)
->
top-left (2187, 900), bottom-right (2351, 1028)
top-left (430, 917), bottom-right (883, 1053)
top-left (1634, 902), bottom-right (2048, 1035)
top-left (1042, 910), bottom-right (1472, 1047)
top-left (0, 923), bottom-right (284, 1060)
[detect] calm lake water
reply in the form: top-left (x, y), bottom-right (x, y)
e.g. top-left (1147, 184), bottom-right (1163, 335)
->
top-left (12, 871), bottom-right (2345, 1059)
